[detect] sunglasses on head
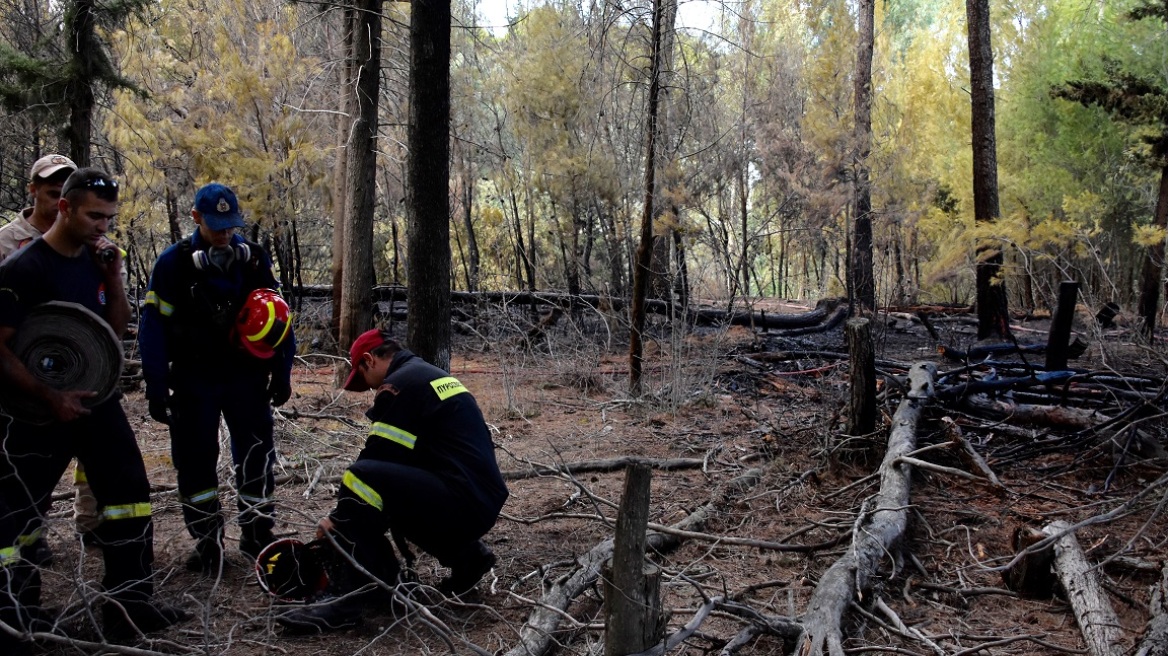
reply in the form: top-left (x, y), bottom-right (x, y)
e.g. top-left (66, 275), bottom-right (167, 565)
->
top-left (75, 177), bottom-right (117, 190)
top-left (63, 175), bottom-right (119, 200)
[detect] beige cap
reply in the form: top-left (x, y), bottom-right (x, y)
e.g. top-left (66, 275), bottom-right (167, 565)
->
top-left (29, 154), bottom-right (77, 181)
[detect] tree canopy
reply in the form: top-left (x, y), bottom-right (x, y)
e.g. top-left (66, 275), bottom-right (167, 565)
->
top-left (0, 0), bottom-right (1162, 331)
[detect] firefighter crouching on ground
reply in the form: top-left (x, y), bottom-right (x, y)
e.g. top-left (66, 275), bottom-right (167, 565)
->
top-left (276, 329), bottom-right (508, 633)
top-left (139, 182), bottom-right (296, 573)
top-left (0, 168), bottom-right (188, 651)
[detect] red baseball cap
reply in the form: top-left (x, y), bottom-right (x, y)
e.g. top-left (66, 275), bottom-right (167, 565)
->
top-left (343, 329), bottom-right (387, 392)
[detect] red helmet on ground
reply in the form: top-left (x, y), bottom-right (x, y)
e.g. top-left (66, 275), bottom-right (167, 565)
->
top-left (236, 289), bottom-right (292, 359)
top-left (255, 538), bottom-right (329, 601)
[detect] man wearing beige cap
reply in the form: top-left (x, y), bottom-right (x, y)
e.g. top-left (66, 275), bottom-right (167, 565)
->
top-left (0, 154), bottom-right (78, 259)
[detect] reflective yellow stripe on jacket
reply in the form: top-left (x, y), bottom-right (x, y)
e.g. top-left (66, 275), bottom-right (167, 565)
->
top-left (343, 470), bottom-right (384, 511)
top-left (145, 290), bottom-right (175, 317)
top-left (370, 422), bottom-right (417, 450)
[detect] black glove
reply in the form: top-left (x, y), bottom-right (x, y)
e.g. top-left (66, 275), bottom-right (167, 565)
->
top-left (148, 397), bottom-right (172, 425)
top-left (268, 379), bottom-right (292, 407)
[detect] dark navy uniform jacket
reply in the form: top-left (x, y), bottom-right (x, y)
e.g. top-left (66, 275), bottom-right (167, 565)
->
top-left (358, 350), bottom-right (509, 517)
top-left (139, 231), bottom-right (295, 403)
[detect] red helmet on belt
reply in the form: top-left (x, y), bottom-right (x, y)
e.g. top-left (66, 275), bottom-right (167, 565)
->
top-left (236, 289), bottom-right (292, 359)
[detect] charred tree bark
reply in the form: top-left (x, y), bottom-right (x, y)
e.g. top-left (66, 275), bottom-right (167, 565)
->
top-left (851, 0), bottom-right (875, 314)
top-left (406, 0), bottom-right (453, 369)
top-left (1046, 280), bottom-right (1080, 371)
top-left (629, 0), bottom-right (664, 397)
top-left (65, 0), bottom-right (96, 166)
top-left (966, 0), bottom-right (1010, 340)
top-left (846, 318), bottom-right (877, 437)
top-left (604, 463), bottom-right (663, 655)
top-left (338, 0), bottom-right (380, 352)
top-left (1137, 167), bottom-right (1168, 336)
top-left (798, 363), bottom-right (936, 656)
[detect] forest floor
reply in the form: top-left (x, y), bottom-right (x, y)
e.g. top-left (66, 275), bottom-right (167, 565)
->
top-left (27, 300), bottom-right (1168, 656)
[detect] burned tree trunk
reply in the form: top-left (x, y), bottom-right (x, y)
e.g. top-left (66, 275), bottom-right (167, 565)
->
top-left (846, 318), bottom-right (877, 437)
top-left (798, 362), bottom-right (936, 655)
top-left (604, 463), bottom-right (664, 655)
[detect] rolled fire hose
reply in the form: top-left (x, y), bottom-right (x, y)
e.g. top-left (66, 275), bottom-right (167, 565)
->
top-left (0, 301), bottom-right (124, 425)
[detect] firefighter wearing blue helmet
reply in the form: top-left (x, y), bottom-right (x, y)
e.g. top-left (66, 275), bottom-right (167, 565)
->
top-left (139, 182), bottom-right (296, 573)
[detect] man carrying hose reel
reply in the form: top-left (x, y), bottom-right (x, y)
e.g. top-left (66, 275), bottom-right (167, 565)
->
top-left (0, 168), bottom-right (188, 651)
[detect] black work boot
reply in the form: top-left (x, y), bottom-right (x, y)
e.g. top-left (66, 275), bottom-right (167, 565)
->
top-left (276, 592), bottom-right (364, 634)
top-left (0, 561), bottom-right (57, 653)
top-left (277, 528), bottom-right (399, 634)
top-left (239, 524), bottom-right (275, 561)
top-left (438, 542), bottom-right (496, 598)
top-left (25, 536), bottom-right (53, 569)
top-left (184, 536), bottom-right (224, 574)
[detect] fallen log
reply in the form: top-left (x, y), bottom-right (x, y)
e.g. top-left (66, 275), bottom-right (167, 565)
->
top-left (797, 362), bottom-right (937, 656)
top-left (765, 304), bottom-right (849, 337)
top-left (739, 351), bottom-right (913, 372)
top-left (1043, 520), bottom-right (1125, 656)
top-left (500, 456), bottom-right (707, 481)
top-left (960, 394), bottom-right (1110, 430)
top-left (628, 596), bottom-right (803, 656)
top-left (883, 304), bottom-right (972, 315)
top-left (297, 284), bottom-right (846, 330)
top-left (937, 340), bottom-right (1088, 362)
top-left (935, 370), bottom-right (1076, 399)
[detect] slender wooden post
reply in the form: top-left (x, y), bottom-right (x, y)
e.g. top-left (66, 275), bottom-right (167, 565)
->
top-left (846, 318), bottom-right (877, 436)
top-left (1046, 281), bottom-right (1079, 371)
top-left (604, 462), bottom-right (663, 655)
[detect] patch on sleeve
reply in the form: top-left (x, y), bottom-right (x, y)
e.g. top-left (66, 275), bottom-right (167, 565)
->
top-left (429, 376), bottom-right (468, 401)
top-left (377, 383), bottom-right (399, 396)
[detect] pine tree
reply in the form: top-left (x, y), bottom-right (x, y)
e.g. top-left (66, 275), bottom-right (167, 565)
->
top-left (1054, 0), bottom-right (1168, 336)
top-left (0, 0), bottom-right (146, 164)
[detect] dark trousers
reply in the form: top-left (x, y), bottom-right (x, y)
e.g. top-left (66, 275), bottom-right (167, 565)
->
top-left (328, 458), bottom-right (497, 588)
top-left (0, 399), bottom-right (154, 604)
top-left (169, 368), bottom-right (275, 544)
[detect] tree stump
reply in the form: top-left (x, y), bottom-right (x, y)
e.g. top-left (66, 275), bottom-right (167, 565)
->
top-left (1002, 525), bottom-right (1055, 597)
top-left (846, 318), bottom-right (877, 437)
top-left (605, 462), bottom-right (664, 655)
top-left (1045, 280), bottom-right (1080, 371)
